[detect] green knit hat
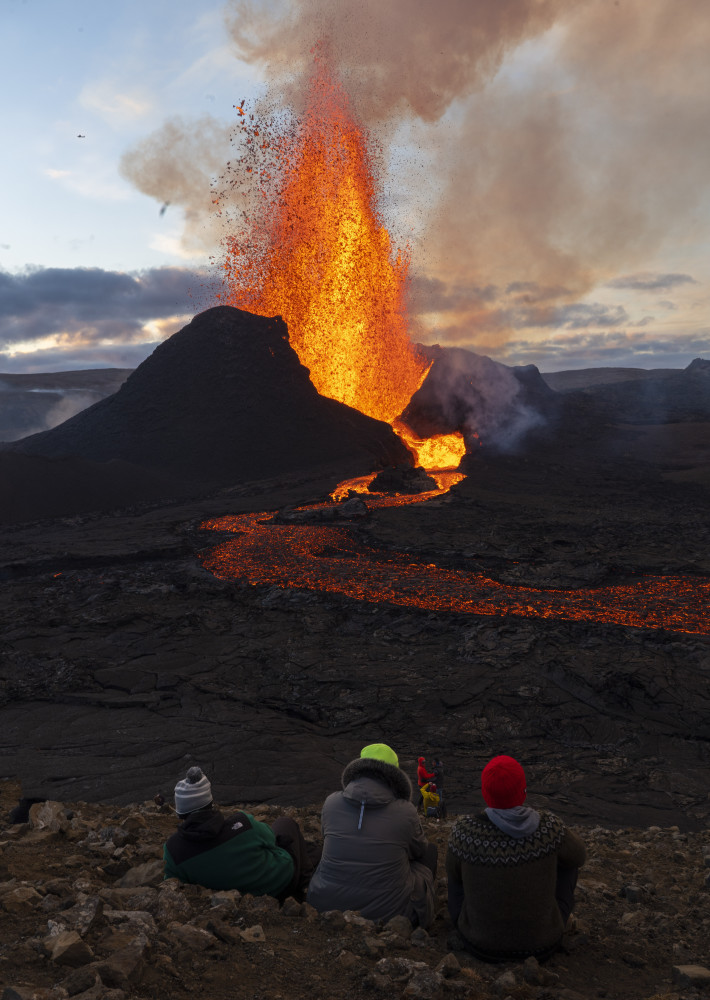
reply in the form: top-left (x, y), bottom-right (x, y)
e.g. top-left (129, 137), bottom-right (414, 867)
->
top-left (360, 743), bottom-right (399, 768)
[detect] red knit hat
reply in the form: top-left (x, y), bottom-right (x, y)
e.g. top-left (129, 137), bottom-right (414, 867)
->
top-left (481, 756), bottom-right (527, 808)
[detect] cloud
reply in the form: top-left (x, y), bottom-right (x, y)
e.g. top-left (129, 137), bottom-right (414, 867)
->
top-left (477, 330), bottom-right (710, 372)
top-left (416, 283), bottom-right (635, 341)
top-left (0, 343), bottom-right (159, 375)
top-left (606, 272), bottom-right (698, 292)
top-left (149, 231), bottom-right (205, 260)
top-left (432, 302), bottom-right (630, 342)
top-left (44, 168), bottom-right (71, 180)
top-left (79, 82), bottom-right (153, 125)
top-left (0, 266), bottom-right (210, 367)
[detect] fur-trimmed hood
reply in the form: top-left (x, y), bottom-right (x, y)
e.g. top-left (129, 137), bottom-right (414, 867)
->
top-left (341, 756), bottom-right (412, 802)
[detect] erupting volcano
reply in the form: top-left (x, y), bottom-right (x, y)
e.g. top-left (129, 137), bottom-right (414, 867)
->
top-left (219, 56), bottom-right (465, 470)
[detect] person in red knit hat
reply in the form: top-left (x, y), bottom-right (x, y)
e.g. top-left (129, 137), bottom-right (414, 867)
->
top-left (446, 755), bottom-right (586, 963)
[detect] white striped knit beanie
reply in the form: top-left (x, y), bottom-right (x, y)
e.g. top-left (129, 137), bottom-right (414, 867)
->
top-left (174, 766), bottom-right (212, 815)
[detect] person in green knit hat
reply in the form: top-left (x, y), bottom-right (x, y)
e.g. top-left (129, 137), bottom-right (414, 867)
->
top-left (307, 743), bottom-right (437, 927)
top-left (163, 766), bottom-right (318, 901)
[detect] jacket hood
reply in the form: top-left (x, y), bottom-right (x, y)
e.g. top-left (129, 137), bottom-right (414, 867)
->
top-left (341, 756), bottom-right (412, 801)
top-left (178, 807), bottom-right (224, 840)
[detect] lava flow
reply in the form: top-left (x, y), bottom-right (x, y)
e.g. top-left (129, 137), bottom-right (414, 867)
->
top-left (200, 487), bottom-right (709, 637)
top-left (220, 56), bottom-right (465, 470)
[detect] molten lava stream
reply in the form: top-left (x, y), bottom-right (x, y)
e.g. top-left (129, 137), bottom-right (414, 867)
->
top-left (200, 490), bottom-right (710, 636)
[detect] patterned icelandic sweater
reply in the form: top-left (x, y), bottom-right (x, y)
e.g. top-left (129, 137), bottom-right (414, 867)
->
top-left (446, 810), bottom-right (586, 960)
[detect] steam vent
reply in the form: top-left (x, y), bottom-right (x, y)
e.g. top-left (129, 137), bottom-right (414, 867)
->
top-left (13, 306), bottom-right (410, 483)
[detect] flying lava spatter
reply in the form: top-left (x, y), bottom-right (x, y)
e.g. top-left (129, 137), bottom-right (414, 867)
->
top-left (219, 55), bottom-right (465, 470)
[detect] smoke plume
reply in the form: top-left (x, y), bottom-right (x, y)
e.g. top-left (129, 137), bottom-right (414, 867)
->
top-left (225, 0), bottom-right (567, 122)
top-left (401, 348), bottom-right (546, 452)
top-left (120, 115), bottom-right (234, 254)
top-left (120, 0), bottom-right (710, 354)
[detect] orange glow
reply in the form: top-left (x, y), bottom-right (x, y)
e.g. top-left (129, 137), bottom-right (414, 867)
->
top-left (201, 490), bottom-right (710, 637)
top-left (329, 470), bottom-right (464, 501)
top-left (393, 421), bottom-right (467, 470)
top-left (220, 56), bottom-right (462, 463)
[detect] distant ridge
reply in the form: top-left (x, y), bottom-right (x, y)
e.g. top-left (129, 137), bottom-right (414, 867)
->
top-left (541, 359), bottom-right (706, 393)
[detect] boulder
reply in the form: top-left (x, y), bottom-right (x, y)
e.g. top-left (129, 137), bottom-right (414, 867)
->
top-left (0, 886), bottom-right (42, 915)
top-left (28, 800), bottom-right (70, 832)
top-left (95, 932), bottom-right (150, 989)
top-left (115, 859), bottom-right (164, 888)
top-left (47, 930), bottom-right (95, 967)
top-left (672, 965), bottom-right (710, 987)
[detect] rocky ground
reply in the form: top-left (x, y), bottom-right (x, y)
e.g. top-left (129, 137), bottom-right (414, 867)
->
top-left (1, 779), bottom-right (709, 1000)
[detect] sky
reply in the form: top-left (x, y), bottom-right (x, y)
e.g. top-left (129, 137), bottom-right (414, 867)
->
top-left (1, 0), bottom-right (708, 375)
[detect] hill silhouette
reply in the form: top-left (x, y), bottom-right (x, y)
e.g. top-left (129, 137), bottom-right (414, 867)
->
top-left (3, 307), bottom-right (409, 521)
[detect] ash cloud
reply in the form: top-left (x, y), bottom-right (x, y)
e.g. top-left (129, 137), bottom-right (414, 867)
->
top-left (225, 0), bottom-right (566, 123)
top-left (426, 0), bottom-right (710, 314)
top-left (224, 0), bottom-right (710, 307)
top-left (119, 116), bottom-right (235, 255)
top-left (117, 0), bottom-right (710, 364)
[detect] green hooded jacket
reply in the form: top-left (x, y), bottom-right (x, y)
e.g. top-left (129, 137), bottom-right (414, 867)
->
top-left (163, 807), bottom-right (294, 897)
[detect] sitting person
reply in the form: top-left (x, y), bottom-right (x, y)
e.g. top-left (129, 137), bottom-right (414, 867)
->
top-left (420, 781), bottom-right (441, 817)
top-left (307, 743), bottom-right (437, 927)
top-left (447, 755), bottom-right (586, 963)
top-left (416, 756), bottom-right (435, 812)
top-left (163, 766), bottom-right (316, 901)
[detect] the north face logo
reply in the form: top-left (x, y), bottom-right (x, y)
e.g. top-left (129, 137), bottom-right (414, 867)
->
top-left (231, 821), bottom-right (244, 831)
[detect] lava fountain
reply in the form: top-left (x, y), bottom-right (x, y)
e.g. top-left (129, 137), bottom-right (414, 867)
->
top-left (219, 56), bottom-right (465, 470)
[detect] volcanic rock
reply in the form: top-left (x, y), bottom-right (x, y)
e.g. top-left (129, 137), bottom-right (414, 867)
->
top-left (45, 930), bottom-right (95, 967)
top-left (401, 344), bottom-right (556, 451)
top-left (272, 496), bottom-right (368, 522)
top-left (672, 965), bottom-right (710, 988)
top-left (0, 451), bottom-right (187, 525)
top-left (368, 464), bottom-right (438, 493)
top-left (10, 305), bottom-right (409, 487)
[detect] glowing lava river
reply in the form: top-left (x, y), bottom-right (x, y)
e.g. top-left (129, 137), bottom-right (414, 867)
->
top-left (200, 473), bottom-right (710, 637)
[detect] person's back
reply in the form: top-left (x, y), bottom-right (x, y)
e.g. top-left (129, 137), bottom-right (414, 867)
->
top-left (163, 765), bottom-right (315, 900)
top-left (164, 805), bottom-right (294, 896)
top-left (447, 756), bottom-right (586, 962)
top-left (308, 743), bottom-right (437, 927)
